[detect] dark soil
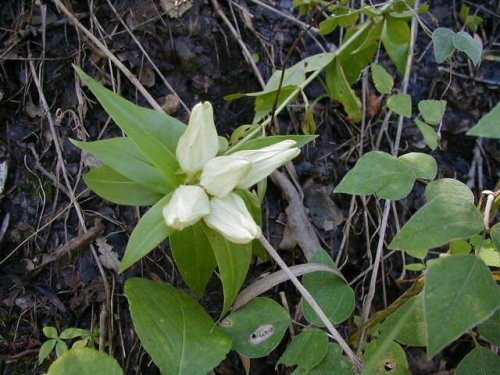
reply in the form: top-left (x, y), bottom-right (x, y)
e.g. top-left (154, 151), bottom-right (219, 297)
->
top-left (0, 1), bottom-right (498, 374)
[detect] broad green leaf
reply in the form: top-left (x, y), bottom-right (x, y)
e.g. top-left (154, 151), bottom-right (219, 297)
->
top-left (39, 339), bottom-right (56, 363)
top-left (59, 328), bottom-right (89, 340)
top-left (119, 194), bottom-right (172, 272)
top-left (389, 195), bottom-right (483, 258)
top-left (292, 343), bottom-right (354, 375)
top-left (43, 326), bottom-right (58, 339)
top-left (203, 227), bottom-right (252, 316)
top-left (230, 135), bottom-right (317, 153)
top-left (302, 250), bottom-right (355, 326)
top-left (478, 240), bottom-right (500, 267)
top-left (254, 86), bottom-right (299, 123)
top-left (363, 340), bottom-right (410, 375)
top-left (371, 63), bottom-right (394, 94)
top-left (418, 100), bottom-right (447, 125)
top-left (319, 8), bottom-right (359, 35)
top-left (72, 138), bottom-right (171, 194)
top-left (380, 294), bottom-right (426, 347)
top-left (424, 255), bottom-right (500, 357)
top-left (405, 263), bottom-right (425, 271)
top-left (219, 297), bottom-right (290, 358)
top-left (126, 278), bottom-right (232, 375)
top-left (84, 165), bottom-right (163, 206)
top-left (432, 28), bottom-right (455, 63)
top-left (398, 152), bottom-right (437, 180)
top-left (387, 94), bottom-right (412, 117)
top-left (278, 328), bottom-right (328, 371)
top-left (415, 120), bottom-right (439, 150)
top-left (381, 17), bottom-right (410, 74)
top-left (456, 347), bottom-right (500, 375)
top-left (338, 20), bottom-right (383, 84)
top-left (453, 31), bottom-right (482, 66)
top-left (326, 59), bottom-right (362, 122)
top-left (491, 223), bottom-right (500, 249)
top-left (170, 223), bottom-right (216, 296)
top-left (450, 240), bottom-right (472, 255)
top-left (47, 348), bottom-right (123, 375)
top-left (75, 68), bottom-right (184, 186)
top-left (478, 308), bottom-right (500, 345)
top-left (301, 52), bottom-right (336, 72)
top-left (466, 102), bottom-right (500, 139)
top-left (425, 178), bottom-right (474, 203)
top-left (335, 151), bottom-right (416, 200)
top-left (55, 340), bottom-right (68, 357)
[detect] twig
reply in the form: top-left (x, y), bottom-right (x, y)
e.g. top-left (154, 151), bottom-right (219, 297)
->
top-left (50, 0), bottom-right (163, 112)
top-left (211, 0), bottom-right (266, 88)
top-left (259, 236), bottom-right (363, 372)
top-left (357, 0), bottom-right (420, 353)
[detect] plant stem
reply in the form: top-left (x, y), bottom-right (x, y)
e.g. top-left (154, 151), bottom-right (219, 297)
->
top-left (259, 236), bottom-right (364, 372)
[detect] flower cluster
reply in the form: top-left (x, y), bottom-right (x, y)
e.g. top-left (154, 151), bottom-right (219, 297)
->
top-left (162, 102), bottom-right (300, 244)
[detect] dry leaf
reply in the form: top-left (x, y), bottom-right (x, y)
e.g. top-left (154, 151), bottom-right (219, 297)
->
top-left (96, 237), bottom-right (120, 273)
top-left (160, 0), bottom-right (193, 18)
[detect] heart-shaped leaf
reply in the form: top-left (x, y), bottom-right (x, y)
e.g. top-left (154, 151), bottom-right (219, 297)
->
top-left (278, 328), bottom-right (329, 371)
top-left (387, 93), bottom-right (412, 117)
top-left (456, 347), bottom-right (500, 375)
top-left (466, 102), bottom-right (500, 139)
top-left (432, 28), bottom-right (456, 63)
top-left (424, 178), bottom-right (474, 202)
top-left (453, 31), bottom-right (482, 66)
top-left (47, 348), bottom-right (123, 375)
top-left (418, 100), bottom-right (447, 125)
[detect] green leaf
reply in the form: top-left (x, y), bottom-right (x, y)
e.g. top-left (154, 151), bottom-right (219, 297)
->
top-left (424, 178), bottom-right (474, 203)
top-left (405, 263), bottom-right (425, 271)
top-left (75, 68), bottom-right (185, 186)
top-left (73, 138), bottom-right (171, 194)
top-left (47, 348), bottom-right (123, 375)
top-left (39, 339), bottom-right (56, 363)
top-left (126, 278), bottom-right (231, 375)
top-left (389, 195), bottom-right (484, 258)
top-left (380, 294), bottom-right (426, 347)
top-left (230, 135), bottom-right (317, 153)
top-left (418, 100), bottom-right (447, 125)
top-left (362, 340), bottom-right (410, 375)
top-left (292, 343), bottom-right (354, 375)
top-left (424, 255), bottom-right (500, 357)
top-left (381, 17), bottom-right (410, 74)
top-left (84, 165), bottom-right (163, 206)
top-left (55, 340), bottom-right (68, 357)
top-left (278, 328), bottom-right (329, 371)
top-left (456, 347), bottom-right (500, 375)
top-left (203, 226), bottom-right (252, 316)
top-left (43, 326), bottom-right (59, 339)
top-left (478, 308), bottom-right (500, 345)
top-left (334, 151), bottom-right (416, 200)
top-left (450, 240), bottom-right (472, 255)
top-left (170, 223), bottom-right (216, 296)
top-left (432, 28), bottom-right (456, 63)
top-left (219, 297), bottom-right (290, 358)
top-left (453, 31), bottom-right (482, 66)
top-left (490, 223), bottom-right (500, 249)
top-left (371, 63), bottom-right (394, 94)
top-left (319, 8), bottom-right (360, 35)
top-left (466, 102), bottom-right (500, 139)
top-left (59, 328), bottom-right (90, 340)
top-left (119, 194), bottom-right (172, 272)
top-left (478, 240), bottom-right (500, 267)
top-left (302, 250), bottom-right (355, 326)
top-left (415, 120), bottom-right (439, 150)
top-left (387, 94), bottom-right (412, 117)
top-left (398, 152), bottom-right (437, 180)
top-left (326, 59), bottom-right (362, 122)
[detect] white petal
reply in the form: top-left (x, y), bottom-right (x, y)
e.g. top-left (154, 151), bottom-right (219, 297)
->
top-left (204, 193), bottom-right (261, 244)
top-left (200, 155), bottom-right (251, 198)
top-left (176, 102), bottom-right (219, 174)
top-left (163, 185), bottom-right (210, 230)
top-left (233, 140), bottom-right (300, 189)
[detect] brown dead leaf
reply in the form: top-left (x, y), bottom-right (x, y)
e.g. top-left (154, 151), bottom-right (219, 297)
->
top-left (96, 238), bottom-right (120, 273)
top-left (160, 0), bottom-right (193, 18)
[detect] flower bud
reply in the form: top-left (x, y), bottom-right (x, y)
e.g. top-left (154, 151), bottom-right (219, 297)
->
top-left (176, 102), bottom-right (219, 175)
top-left (204, 193), bottom-right (261, 244)
top-left (200, 155), bottom-right (251, 198)
top-left (163, 185), bottom-right (210, 230)
top-left (233, 140), bottom-right (300, 189)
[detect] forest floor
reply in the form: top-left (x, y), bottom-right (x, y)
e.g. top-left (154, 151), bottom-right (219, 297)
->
top-left (0, 1), bottom-right (499, 374)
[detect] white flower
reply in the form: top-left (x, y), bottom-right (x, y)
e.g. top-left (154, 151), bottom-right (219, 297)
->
top-left (204, 193), bottom-right (262, 244)
top-left (163, 102), bottom-right (301, 243)
top-left (163, 185), bottom-right (210, 230)
top-left (200, 155), bottom-right (251, 198)
top-left (232, 140), bottom-right (300, 189)
top-left (176, 102), bottom-right (219, 175)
